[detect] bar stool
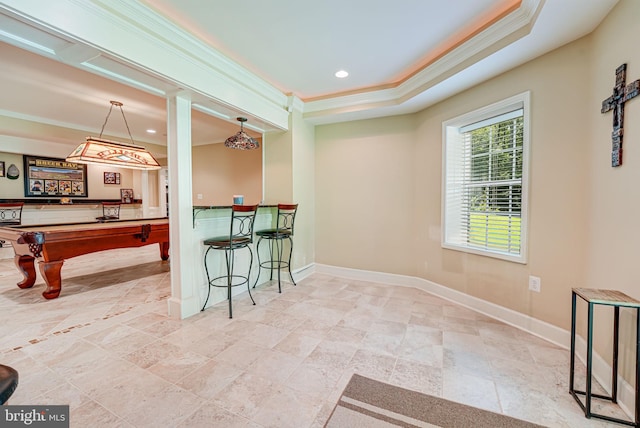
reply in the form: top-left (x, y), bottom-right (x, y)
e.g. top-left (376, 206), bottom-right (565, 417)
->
top-left (0, 202), bottom-right (23, 248)
top-left (0, 364), bottom-right (18, 404)
top-left (253, 203), bottom-right (298, 293)
top-left (96, 202), bottom-right (120, 222)
top-left (202, 204), bottom-right (258, 318)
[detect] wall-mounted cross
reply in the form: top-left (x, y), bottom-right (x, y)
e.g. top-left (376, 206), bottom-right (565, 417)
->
top-left (601, 63), bottom-right (640, 167)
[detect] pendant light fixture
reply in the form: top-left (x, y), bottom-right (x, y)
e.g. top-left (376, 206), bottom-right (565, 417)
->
top-left (224, 117), bottom-right (260, 150)
top-left (66, 101), bottom-right (161, 170)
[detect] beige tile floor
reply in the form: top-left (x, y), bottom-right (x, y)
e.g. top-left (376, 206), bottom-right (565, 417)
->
top-left (0, 245), bottom-right (624, 427)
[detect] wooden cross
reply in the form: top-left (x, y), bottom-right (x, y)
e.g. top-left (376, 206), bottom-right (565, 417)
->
top-left (601, 64), bottom-right (640, 167)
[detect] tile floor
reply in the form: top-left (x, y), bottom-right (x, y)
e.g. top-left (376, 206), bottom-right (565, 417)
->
top-left (0, 245), bottom-right (624, 427)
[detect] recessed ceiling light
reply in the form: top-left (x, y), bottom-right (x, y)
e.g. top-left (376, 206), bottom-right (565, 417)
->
top-left (335, 70), bottom-right (349, 78)
top-left (146, 129), bottom-right (156, 134)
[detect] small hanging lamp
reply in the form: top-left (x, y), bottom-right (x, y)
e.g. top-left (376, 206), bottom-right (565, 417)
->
top-left (224, 117), bottom-right (260, 150)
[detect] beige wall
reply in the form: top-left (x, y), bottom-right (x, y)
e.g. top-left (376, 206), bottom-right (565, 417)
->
top-left (315, 0), bottom-right (639, 350)
top-left (0, 150), bottom-right (137, 200)
top-left (0, 142), bottom-right (259, 207)
top-left (585, 0), bottom-right (640, 377)
top-left (261, 106), bottom-right (315, 269)
top-left (315, 114), bottom-right (418, 275)
top-left (191, 142), bottom-right (262, 206)
top-left (264, 128), bottom-right (294, 205)
top-left (415, 36), bottom-right (592, 329)
top-left (1, 142), bottom-right (262, 210)
top-left (0, 152), bottom-right (26, 198)
top-left (291, 107), bottom-right (316, 269)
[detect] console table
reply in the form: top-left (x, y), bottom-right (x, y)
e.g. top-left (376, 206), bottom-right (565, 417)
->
top-left (570, 288), bottom-right (640, 426)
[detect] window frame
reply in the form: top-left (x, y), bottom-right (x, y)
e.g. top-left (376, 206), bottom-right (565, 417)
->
top-left (441, 91), bottom-right (531, 264)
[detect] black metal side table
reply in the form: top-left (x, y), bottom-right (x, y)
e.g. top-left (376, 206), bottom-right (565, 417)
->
top-left (570, 288), bottom-right (640, 426)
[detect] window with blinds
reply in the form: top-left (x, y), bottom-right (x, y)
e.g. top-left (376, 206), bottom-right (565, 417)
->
top-left (442, 92), bottom-right (530, 263)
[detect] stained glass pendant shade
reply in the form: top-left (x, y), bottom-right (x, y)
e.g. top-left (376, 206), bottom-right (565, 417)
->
top-left (224, 117), bottom-right (260, 150)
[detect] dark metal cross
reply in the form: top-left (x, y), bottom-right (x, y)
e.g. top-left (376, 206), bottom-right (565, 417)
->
top-left (601, 64), bottom-right (640, 167)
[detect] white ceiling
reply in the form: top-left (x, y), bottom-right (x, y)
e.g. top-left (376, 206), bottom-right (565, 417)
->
top-left (0, 0), bottom-right (619, 155)
top-left (142, 0), bottom-right (509, 100)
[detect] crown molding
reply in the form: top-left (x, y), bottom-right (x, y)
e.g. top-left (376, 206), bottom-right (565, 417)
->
top-left (0, 0), bottom-right (289, 130)
top-left (97, 0), bottom-right (287, 103)
top-left (287, 96), bottom-right (305, 114)
top-left (303, 0), bottom-right (544, 122)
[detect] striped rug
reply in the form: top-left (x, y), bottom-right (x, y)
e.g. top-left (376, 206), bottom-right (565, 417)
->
top-left (325, 374), bottom-right (546, 428)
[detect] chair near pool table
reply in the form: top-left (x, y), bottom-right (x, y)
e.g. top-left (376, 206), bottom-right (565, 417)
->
top-left (96, 202), bottom-right (121, 222)
top-left (0, 202), bottom-right (23, 248)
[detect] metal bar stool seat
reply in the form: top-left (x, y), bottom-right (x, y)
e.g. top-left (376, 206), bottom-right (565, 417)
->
top-left (0, 202), bottom-right (23, 225)
top-left (253, 203), bottom-right (298, 293)
top-left (0, 364), bottom-right (18, 404)
top-left (202, 204), bottom-right (258, 318)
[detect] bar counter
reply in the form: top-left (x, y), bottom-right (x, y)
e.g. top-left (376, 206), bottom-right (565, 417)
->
top-left (192, 204), bottom-right (276, 228)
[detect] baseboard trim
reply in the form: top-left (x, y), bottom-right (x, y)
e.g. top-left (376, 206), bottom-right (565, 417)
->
top-left (292, 262), bottom-right (315, 282)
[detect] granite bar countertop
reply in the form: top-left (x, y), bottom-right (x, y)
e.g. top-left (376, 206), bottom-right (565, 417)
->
top-left (0, 198), bottom-right (140, 205)
top-left (192, 204), bottom-right (276, 210)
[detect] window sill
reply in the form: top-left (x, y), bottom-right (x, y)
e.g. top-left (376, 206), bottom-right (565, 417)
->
top-left (441, 242), bottom-right (527, 264)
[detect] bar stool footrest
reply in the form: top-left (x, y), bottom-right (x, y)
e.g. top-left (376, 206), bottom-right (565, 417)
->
top-left (258, 260), bottom-right (290, 269)
top-left (208, 274), bottom-right (252, 289)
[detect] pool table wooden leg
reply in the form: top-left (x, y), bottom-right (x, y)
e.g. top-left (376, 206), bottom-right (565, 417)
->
top-left (39, 260), bottom-right (64, 299)
top-left (159, 242), bottom-right (169, 261)
top-left (14, 254), bottom-right (36, 289)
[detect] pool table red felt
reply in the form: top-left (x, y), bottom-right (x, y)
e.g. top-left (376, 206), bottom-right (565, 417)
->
top-left (0, 218), bottom-right (169, 299)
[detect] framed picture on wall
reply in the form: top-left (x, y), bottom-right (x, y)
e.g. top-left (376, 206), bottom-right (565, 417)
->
top-left (23, 155), bottom-right (87, 198)
top-left (0, 161), bottom-right (4, 178)
top-left (104, 172), bottom-right (121, 184)
top-left (120, 188), bottom-right (134, 203)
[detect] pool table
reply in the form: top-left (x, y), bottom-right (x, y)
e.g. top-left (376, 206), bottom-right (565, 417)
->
top-left (0, 218), bottom-right (169, 299)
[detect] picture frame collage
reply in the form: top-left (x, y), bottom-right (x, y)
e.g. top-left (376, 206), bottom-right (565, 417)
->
top-left (103, 172), bottom-right (121, 184)
top-left (24, 155), bottom-right (87, 198)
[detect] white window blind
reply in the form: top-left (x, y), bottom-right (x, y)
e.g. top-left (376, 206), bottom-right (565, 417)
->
top-left (443, 92), bottom-right (529, 263)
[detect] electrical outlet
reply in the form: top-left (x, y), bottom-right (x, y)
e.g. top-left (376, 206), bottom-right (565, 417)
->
top-left (529, 275), bottom-right (541, 292)
top-left (197, 194), bottom-right (203, 200)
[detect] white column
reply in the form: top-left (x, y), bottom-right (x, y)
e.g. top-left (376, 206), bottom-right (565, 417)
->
top-left (140, 170), bottom-right (149, 218)
top-left (166, 92), bottom-right (200, 319)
